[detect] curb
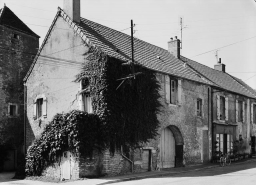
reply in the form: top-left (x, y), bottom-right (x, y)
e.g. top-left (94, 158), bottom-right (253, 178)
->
top-left (99, 158), bottom-right (256, 185)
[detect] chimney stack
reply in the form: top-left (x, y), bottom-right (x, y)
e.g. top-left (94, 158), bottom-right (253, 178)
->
top-left (168, 36), bottom-right (180, 59)
top-left (214, 58), bottom-right (226, 72)
top-left (63, 0), bottom-right (80, 23)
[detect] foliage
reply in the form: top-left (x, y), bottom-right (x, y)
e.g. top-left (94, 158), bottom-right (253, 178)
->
top-left (76, 46), bottom-right (161, 153)
top-left (25, 110), bottom-right (105, 176)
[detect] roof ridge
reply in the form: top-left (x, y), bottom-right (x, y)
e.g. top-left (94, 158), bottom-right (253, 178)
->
top-left (0, 5), bottom-right (39, 37)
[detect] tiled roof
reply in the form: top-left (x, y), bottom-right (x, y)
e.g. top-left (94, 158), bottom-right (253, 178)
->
top-left (0, 6), bottom-right (39, 38)
top-left (181, 56), bottom-right (256, 98)
top-left (76, 17), bottom-right (213, 86)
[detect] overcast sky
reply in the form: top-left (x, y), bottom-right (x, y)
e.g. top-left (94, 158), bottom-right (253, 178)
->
top-left (0, 0), bottom-right (256, 89)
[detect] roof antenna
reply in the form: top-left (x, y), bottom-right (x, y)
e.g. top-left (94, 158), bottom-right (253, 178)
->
top-left (215, 50), bottom-right (219, 63)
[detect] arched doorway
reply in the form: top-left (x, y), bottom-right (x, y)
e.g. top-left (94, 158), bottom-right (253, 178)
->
top-left (160, 125), bottom-right (184, 168)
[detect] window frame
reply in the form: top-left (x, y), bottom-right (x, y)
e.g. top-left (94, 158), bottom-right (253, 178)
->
top-left (8, 103), bottom-right (19, 117)
top-left (33, 95), bottom-right (47, 120)
top-left (165, 75), bottom-right (181, 105)
top-left (196, 98), bottom-right (202, 117)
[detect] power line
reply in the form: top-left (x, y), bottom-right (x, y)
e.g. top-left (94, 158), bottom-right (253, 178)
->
top-left (192, 35), bottom-right (256, 57)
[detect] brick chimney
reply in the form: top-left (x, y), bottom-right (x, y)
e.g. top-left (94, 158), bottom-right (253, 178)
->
top-left (168, 36), bottom-right (180, 59)
top-left (63, 0), bottom-right (80, 23)
top-left (214, 58), bottom-right (225, 72)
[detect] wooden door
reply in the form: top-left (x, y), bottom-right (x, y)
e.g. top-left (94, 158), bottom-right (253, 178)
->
top-left (202, 130), bottom-right (209, 163)
top-left (61, 151), bottom-right (71, 180)
top-left (160, 128), bottom-right (175, 168)
top-left (142, 150), bottom-right (151, 171)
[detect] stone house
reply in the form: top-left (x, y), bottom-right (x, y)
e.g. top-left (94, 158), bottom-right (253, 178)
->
top-left (23, 0), bottom-right (256, 180)
top-left (182, 56), bottom-right (256, 156)
top-left (0, 5), bottom-right (39, 171)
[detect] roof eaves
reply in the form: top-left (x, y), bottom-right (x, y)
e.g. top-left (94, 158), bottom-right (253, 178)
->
top-left (24, 9), bottom-right (61, 82)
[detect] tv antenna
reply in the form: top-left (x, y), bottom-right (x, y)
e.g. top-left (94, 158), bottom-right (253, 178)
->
top-left (116, 20), bottom-right (142, 90)
top-left (180, 17), bottom-right (188, 53)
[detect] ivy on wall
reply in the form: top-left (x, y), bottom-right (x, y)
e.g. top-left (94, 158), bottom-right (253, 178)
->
top-left (76, 46), bottom-right (161, 153)
top-left (26, 110), bottom-right (105, 176)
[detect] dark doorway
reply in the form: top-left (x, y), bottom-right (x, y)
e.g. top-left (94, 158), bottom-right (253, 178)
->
top-left (251, 136), bottom-right (255, 155)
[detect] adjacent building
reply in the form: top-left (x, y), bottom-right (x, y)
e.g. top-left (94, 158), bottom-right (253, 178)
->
top-left (0, 5), bottom-right (39, 171)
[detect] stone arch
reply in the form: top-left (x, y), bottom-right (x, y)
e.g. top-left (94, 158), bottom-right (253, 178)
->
top-left (167, 125), bottom-right (184, 145)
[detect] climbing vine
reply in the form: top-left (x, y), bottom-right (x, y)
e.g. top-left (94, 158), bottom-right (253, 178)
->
top-left (25, 110), bottom-right (105, 176)
top-left (76, 46), bottom-right (161, 153)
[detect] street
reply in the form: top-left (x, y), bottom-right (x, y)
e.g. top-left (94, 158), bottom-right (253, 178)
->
top-left (109, 161), bottom-right (256, 185)
top-left (1, 160), bottom-right (256, 185)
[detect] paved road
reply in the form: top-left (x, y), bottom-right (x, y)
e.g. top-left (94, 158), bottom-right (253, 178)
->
top-left (0, 161), bottom-right (256, 185)
top-left (109, 161), bottom-right (256, 185)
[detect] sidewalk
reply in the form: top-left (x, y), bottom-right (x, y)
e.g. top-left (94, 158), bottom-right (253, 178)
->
top-left (97, 157), bottom-right (256, 184)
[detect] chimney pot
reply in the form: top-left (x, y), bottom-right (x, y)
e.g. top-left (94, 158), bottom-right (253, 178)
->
top-left (170, 37), bottom-right (173, 41)
top-left (175, 36), bottom-right (178, 40)
top-left (218, 58), bottom-right (221, 64)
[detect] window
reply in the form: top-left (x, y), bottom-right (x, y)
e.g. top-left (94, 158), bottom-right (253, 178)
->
top-left (165, 75), bottom-right (181, 105)
top-left (237, 101), bottom-right (243, 122)
top-left (8, 103), bottom-right (19, 116)
top-left (37, 98), bottom-right (43, 118)
top-left (82, 94), bottom-right (93, 113)
top-left (80, 79), bottom-right (93, 113)
top-left (215, 134), bottom-right (233, 154)
top-left (33, 96), bottom-right (47, 120)
top-left (13, 33), bottom-right (20, 39)
top-left (220, 96), bottom-right (225, 120)
top-left (216, 95), bottom-right (228, 121)
top-left (197, 98), bottom-right (202, 116)
top-left (251, 104), bottom-right (256, 124)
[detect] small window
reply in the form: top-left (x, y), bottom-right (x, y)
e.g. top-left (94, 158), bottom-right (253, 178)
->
top-left (8, 103), bottom-right (18, 116)
top-left (13, 33), bottom-right (20, 40)
top-left (37, 98), bottom-right (43, 118)
top-left (82, 94), bottom-right (93, 113)
top-left (253, 104), bottom-right (256, 124)
top-left (220, 96), bottom-right (225, 120)
top-left (33, 96), bottom-right (47, 120)
top-left (197, 98), bottom-right (202, 117)
top-left (238, 101), bottom-right (243, 122)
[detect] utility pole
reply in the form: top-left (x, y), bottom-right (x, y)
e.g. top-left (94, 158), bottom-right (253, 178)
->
top-left (131, 19), bottom-right (135, 78)
top-left (180, 17), bottom-right (183, 50)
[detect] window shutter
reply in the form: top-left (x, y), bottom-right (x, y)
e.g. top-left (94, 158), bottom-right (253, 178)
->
top-left (242, 101), bottom-right (245, 122)
top-left (7, 104), bottom-right (10, 116)
top-left (16, 104), bottom-right (20, 116)
top-left (225, 97), bottom-right (228, 121)
top-left (178, 79), bottom-right (182, 104)
top-left (33, 101), bottom-right (37, 119)
top-left (251, 104), bottom-right (254, 123)
top-left (165, 75), bottom-right (170, 103)
top-left (43, 98), bottom-right (47, 118)
top-left (236, 100), bottom-right (238, 122)
top-left (217, 95), bottom-right (220, 120)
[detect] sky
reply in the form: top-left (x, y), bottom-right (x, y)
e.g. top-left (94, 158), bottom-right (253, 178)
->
top-left (0, 0), bottom-right (256, 89)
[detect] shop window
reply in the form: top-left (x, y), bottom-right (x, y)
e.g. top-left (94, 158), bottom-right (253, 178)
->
top-left (215, 134), bottom-right (233, 154)
top-left (197, 98), bottom-right (202, 117)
